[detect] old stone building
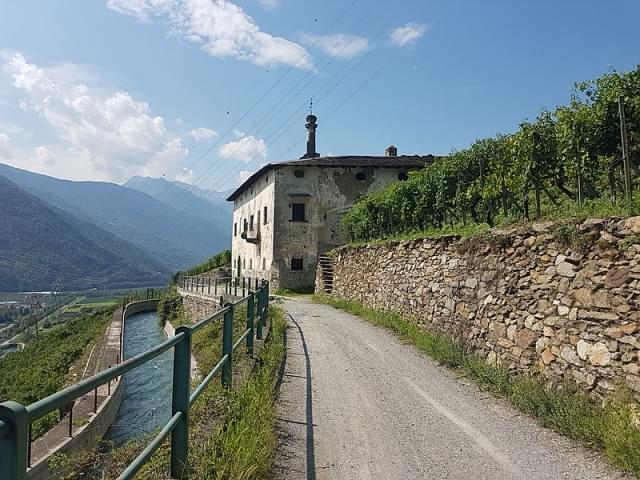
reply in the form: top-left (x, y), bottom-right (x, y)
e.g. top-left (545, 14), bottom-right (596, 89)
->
top-left (227, 114), bottom-right (434, 291)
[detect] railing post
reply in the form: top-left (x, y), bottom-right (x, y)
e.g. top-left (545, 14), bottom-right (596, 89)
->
top-left (171, 327), bottom-right (191, 478)
top-left (247, 293), bottom-right (254, 356)
top-left (256, 288), bottom-right (263, 340)
top-left (261, 281), bottom-right (269, 329)
top-left (242, 277), bottom-right (246, 297)
top-left (208, 278), bottom-right (211, 295)
top-left (234, 279), bottom-right (238, 297)
top-left (0, 401), bottom-right (29, 480)
top-left (222, 303), bottom-right (234, 388)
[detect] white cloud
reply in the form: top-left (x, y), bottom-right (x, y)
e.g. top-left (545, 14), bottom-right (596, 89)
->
top-left (218, 135), bottom-right (267, 163)
top-left (257, 0), bottom-right (280, 10)
top-left (106, 0), bottom-right (173, 22)
top-left (238, 169), bottom-right (253, 183)
top-left (34, 146), bottom-right (55, 166)
top-left (187, 127), bottom-right (218, 141)
top-left (389, 23), bottom-right (427, 47)
top-left (175, 166), bottom-right (196, 183)
top-left (0, 51), bottom-right (188, 182)
top-left (0, 133), bottom-right (11, 158)
top-left (302, 33), bottom-right (369, 59)
top-left (106, 0), bottom-right (313, 70)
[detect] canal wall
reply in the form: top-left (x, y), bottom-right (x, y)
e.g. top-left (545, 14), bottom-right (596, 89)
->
top-left (28, 300), bottom-right (158, 479)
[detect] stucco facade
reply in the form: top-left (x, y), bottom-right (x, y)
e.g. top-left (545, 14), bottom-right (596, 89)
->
top-left (229, 155), bottom-right (433, 291)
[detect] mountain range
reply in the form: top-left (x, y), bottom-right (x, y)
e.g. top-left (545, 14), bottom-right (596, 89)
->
top-left (0, 163), bottom-right (233, 290)
top-left (0, 174), bottom-right (169, 291)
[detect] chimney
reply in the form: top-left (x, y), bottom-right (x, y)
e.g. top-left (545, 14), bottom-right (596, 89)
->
top-left (385, 145), bottom-right (398, 157)
top-left (301, 114), bottom-right (320, 159)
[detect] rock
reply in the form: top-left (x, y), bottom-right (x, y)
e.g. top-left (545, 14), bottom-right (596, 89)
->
top-left (600, 231), bottom-right (619, 243)
top-left (507, 325), bottom-right (517, 341)
top-left (618, 335), bottom-right (640, 349)
top-left (525, 315), bottom-right (536, 329)
top-left (577, 339), bottom-right (591, 360)
top-left (558, 304), bottom-right (570, 316)
top-left (516, 329), bottom-right (537, 349)
top-left (622, 216), bottom-right (640, 234)
top-left (623, 364), bottom-right (640, 375)
top-left (557, 262), bottom-right (577, 278)
top-left (580, 218), bottom-right (604, 231)
top-left (578, 310), bottom-right (619, 322)
top-left (465, 278), bottom-right (478, 289)
top-left (486, 351), bottom-right (497, 365)
top-left (605, 267), bottom-right (631, 288)
top-left (541, 348), bottom-right (555, 365)
top-left (605, 327), bottom-right (624, 339)
top-left (588, 343), bottom-right (611, 366)
top-left (560, 345), bottom-right (580, 365)
top-left (621, 324), bottom-right (638, 335)
top-left (535, 337), bottom-right (549, 353)
top-left (555, 254), bottom-right (567, 266)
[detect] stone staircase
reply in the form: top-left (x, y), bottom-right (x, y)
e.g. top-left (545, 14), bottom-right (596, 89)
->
top-left (318, 255), bottom-right (334, 294)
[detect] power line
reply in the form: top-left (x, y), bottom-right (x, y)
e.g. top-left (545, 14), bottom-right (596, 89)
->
top-left (125, 0), bottom-right (362, 224)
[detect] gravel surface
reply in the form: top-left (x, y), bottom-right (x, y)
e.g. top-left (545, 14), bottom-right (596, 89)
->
top-left (273, 296), bottom-right (630, 480)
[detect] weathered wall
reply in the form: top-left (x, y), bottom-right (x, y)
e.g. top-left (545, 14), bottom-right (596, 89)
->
top-left (231, 171), bottom-right (276, 284)
top-left (322, 217), bottom-right (640, 400)
top-left (272, 165), bottom-right (420, 290)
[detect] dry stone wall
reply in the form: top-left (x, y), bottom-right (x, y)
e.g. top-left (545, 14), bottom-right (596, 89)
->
top-left (179, 290), bottom-right (223, 322)
top-left (322, 217), bottom-right (640, 400)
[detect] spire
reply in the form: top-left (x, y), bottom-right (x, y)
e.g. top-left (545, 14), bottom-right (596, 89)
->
top-left (301, 107), bottom-right (320, 159)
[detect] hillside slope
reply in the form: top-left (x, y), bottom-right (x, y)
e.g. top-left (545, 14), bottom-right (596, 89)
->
top-left (123, 175), bottom-right (232, 226)
top-left (0, 164), bottom-right (230, 270)
top-left (0, 175), bottom-right (169, 291)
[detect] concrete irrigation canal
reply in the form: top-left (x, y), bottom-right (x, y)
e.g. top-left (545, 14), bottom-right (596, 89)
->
top-left (106, 311), bottom-right (172, 445)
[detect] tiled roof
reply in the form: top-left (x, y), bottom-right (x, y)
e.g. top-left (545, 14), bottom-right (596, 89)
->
top-left (226, 155), bottom-right (435, 201)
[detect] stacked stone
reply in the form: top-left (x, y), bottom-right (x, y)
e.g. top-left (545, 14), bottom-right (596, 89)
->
top-left (324, 217), bottom-right (640, 400)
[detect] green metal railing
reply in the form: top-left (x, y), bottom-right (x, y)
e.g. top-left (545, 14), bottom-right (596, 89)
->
top-left (0, 281), bottom-right (270, 480)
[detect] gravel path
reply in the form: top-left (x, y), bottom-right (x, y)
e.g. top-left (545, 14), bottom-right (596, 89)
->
top-left (273, 296), bottom-right (630, 480)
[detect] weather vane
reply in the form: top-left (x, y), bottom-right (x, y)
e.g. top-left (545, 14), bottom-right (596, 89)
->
top-left (309, 97), bottom-right (314, 115)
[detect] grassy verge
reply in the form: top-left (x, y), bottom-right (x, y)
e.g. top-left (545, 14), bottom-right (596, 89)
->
top-left (313, 294), bottom-right (640, 476)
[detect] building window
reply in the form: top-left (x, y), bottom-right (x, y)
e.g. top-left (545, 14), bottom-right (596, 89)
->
top-left (291, 258), bottom-right (303, 271)
top-left (355, 171), bottom-right (366, 181)
top-left (263, 258), bottom-right (266, 270)
top-left (294, 169), bottom-right (305, 178)
top-left (243, 258), bottom-right (246, 269)
top-left (398, 171), bottom-right (409, 181)
top-left (249, 259), bottom-right (252, 269)
top-left (291, 203), bottom-right (305, 222)
top-left (250, 215), bottom-right (254, 231)
top-left (234, 222), bottom-right (237, 236)
top-left (263, 206), bottom-right (268, 224)
top-left (243, 219), bottom-right (248, 233)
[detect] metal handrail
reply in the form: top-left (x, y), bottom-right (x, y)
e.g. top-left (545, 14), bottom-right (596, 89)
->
top-left (0, 281), bottom-right (270, 480)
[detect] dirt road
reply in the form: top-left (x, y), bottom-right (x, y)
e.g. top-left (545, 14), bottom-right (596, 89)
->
top-left (273, 296), bottom-right (628, 480)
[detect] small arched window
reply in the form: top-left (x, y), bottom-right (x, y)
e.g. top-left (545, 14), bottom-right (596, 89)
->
top-left (355, 171), bottom-right (366, 181)
top-left (294, 169), bottom-right (305, 178)
top-left (398, 171), bottom-right (409, 181)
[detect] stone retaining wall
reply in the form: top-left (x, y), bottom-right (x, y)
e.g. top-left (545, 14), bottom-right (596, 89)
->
top-left (321, 217), bottom-right (640, 400)
top-left (178, 289), bottom-right (228, 322)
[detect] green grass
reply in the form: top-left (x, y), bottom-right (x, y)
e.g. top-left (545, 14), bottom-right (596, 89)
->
top-left (313, 294), bottom-right (640, 476)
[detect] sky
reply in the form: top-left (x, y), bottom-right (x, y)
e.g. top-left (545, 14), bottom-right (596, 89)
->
top-left (0, 0), bottom-right (639, 192)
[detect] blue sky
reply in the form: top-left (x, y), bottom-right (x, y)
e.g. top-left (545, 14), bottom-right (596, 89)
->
top-left (0, 0), bottom-right (638, 191)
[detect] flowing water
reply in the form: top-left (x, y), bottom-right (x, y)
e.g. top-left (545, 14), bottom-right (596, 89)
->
top-left (106, 311), bottom-right (172, 445)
